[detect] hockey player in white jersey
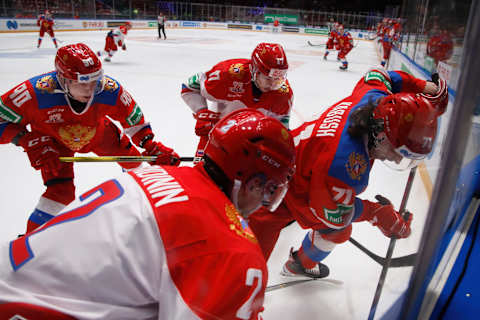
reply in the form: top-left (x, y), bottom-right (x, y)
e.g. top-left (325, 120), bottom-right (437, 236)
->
top-left (97, 21), bottom-right (132, 62)
top-left (0, 109), bottom-right (296, 320)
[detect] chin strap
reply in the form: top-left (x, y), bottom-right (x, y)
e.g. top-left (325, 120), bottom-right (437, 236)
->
top-left (230, 179), bottom-right (242, 213)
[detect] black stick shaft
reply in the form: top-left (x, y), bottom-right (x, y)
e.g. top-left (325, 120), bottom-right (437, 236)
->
top-left (368, 167), bottom-right (417, 320)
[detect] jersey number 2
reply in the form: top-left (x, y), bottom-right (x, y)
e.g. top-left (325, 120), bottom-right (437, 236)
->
top-left (9, 179), bottom-right (124, 271)
top-left (236, 268), bottom-right (263, 319)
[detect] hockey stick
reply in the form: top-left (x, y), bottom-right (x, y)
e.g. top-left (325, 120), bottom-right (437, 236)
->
top-left (349, 237), bottom-right (417, 268)
top-left (367, 167), bottom-right (417, 320)
top-left (266, 278), bottom-right (343, 292)
top-left (307, 40), bottom-right (324, 47)
top-left (59, 156), bottom-right (194, 162)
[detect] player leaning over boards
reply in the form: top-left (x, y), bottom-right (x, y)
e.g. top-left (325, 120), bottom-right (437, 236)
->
top-left (0, 43), bottom-right (178, 233)
top-left (36, 10), bottom-right (58, 49)
top-left (181, 42), bottom-right (293, 163)
top-left (97, 21), bottom-right (132, 62)
top-left (0, 109), bottom-right (296, 320)
top-left (248, 68), bottom-right (449, 278)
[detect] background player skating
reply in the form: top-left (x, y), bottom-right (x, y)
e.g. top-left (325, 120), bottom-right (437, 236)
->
top-left (0, 43), bottom-right (178, 232)
top-left (0, 109), bottom-right (296, 320)
top-left (380, 19), bottom-right (400, 67)
top-left (248, 68), bottom-right (449, 278)
top-left (181, 42), bottom-right (293, 163)
top-left (36, 10), bottom-right (57, 48)
top-left (427, 27), bottom-right (454, 70)
top-left (97, 21), bottom-right (132, 62)
top-left (336, 24), bottom-right (354, 70)
top-left (323, 21), bottom-right (339, 61)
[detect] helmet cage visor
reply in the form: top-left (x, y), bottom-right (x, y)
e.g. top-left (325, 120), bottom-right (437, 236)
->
top-left (262, 178), bottom-right (289, 211)
top-left (254, 70), bottom-right (286, 91)
top-left (59, 69), bottom-right (104, 97)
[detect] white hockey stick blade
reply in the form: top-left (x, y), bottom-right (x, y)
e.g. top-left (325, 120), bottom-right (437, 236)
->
top-left (307, 40), bottom-right (325, 47)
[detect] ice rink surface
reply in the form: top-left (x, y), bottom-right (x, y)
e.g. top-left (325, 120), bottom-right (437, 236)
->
top-left (0, 28), bottom-right (430, 319)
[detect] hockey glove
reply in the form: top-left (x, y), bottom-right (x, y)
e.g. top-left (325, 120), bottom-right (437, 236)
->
top-left (361, 195), bottom-right (412, 238)
top-left (142, 139), bottom-right (180, 166)
top-left (18, 132), bottom-right (61, 176)
top-left (420, 77), bottom-right (448, 115)
top-left (194, 108), bottom-right (220, 137)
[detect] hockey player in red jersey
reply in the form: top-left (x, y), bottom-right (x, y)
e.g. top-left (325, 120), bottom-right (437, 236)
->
top-left (181, 42), bottom-right (293, 163)
top-left (97, 21), bottom-right (132, 62)
top-left (0, 43), bottom-right (178, 232)
top-left (0, 109), bottom-right (296, 320)
top-left (380, 19), bottom-right (400, 67)
top-left (427, 28), bottom-right (454, 68)
top-left (248, 68), bottom-right (449, 278)
top-left (323, 22), bottom-right (339, 61)
top-left (336, 24), bottom-right (354, 70)
top-left (36, 10), bottom-right (57, 48)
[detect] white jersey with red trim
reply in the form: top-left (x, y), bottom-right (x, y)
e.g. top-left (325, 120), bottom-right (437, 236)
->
top-left (0, 165), bottom-right (267, 320)
top-left (110, 28), bottom-right (126, 47)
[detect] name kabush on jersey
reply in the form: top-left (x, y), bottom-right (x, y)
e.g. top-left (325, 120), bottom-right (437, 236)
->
top-left (316, 102), bottom-right (352, 137)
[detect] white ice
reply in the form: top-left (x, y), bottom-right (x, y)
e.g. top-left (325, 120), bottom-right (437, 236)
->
top-left (0, 28), bottom-right (430, 319)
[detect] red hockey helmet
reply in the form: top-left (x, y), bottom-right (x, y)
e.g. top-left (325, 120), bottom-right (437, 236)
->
top-left (372, 93), bottom-right (440, 169)
top-left (55, 43), bottom-right (104, 107)
top-left (251, 43), bottom-right (288, 91)
top-left (55, 43), bottom-right (103, 83)
top-left (205, 108), bottom-right (296, 212)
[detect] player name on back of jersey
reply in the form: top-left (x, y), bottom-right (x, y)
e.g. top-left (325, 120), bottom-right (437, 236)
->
top-left (131, 166), bottom-right (189, 207)
top-left (316, 101), bottom-right (352, 137)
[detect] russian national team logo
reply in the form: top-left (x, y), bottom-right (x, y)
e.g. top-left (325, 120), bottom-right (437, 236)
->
top-left (35, 75), bottom-right (57, 93)
top-left (58, 124), bottom-right (96, 151)
top-left (228, 63), bottom-right (246, 79)
top-left (102, 76), bottom-right (118, 92)
top-left (277, 83), bottom-right (289, 93)
top-left (345, 152), bottom-right (367, 181)
top-left (225, 203), bottom-right (257, 244)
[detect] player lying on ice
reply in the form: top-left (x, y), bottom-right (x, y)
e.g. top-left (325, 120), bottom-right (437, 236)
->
top-left (248, 68), bottom-right (449, 278)
top-left (181, 42), bottom-right (293, 163)
top-left (0, 109), bottom-right (296, 320)
top-left (0, 43), bottom-right (178, 233)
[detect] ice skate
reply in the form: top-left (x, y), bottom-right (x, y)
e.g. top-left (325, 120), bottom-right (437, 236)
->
top-left (281, 248), bottom-right (329, 279)
top-left (339, 62), bottom-right (348, 70)
top-left (104, 56), bottom-right (111, 62)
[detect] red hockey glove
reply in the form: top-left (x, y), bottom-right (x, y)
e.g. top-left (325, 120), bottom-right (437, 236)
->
top-left (142, 139), bottom-right (180, 166)
top-left (361, 195), bottom-right (412, 238)
top-left (18, 132), bottom-right (61, 176)
top-left (194, 108), bottom-right (220, 137)
top-left (420, 77), bottom-right (448, 115)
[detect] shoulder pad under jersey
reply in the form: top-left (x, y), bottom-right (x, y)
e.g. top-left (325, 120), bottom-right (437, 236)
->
top-left (363, 68), bottom-right (392, 92)
top-left (210, 59), bottom-right (251, 83)
top-left (30, 72), bottom-right (66, 110)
